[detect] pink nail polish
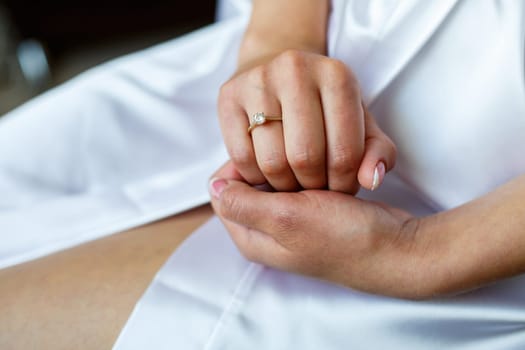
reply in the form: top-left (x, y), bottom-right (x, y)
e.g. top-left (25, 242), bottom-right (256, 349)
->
top-left (209, 178), bottom-right (228, 199)
top-left (371, 162), bottom-right (386, 191)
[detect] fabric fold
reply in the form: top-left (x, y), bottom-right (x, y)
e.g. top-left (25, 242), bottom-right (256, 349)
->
top-left (0, 16), bottom-right (247, 268)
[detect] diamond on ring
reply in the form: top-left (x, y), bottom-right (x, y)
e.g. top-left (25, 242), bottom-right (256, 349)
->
top-left (247, 112), bottom-right (283, 134)
top-left (252, 112), bottom-right (266, 125)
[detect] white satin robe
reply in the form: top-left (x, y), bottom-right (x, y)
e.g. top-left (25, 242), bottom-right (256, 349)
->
top-left (1, 0), bottom-right (524, 348)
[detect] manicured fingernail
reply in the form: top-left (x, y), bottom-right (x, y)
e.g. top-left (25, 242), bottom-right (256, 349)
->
top-left (371, 161), bottom-right (386, 191)
top-left (209, 177), bottom-right (228, 199)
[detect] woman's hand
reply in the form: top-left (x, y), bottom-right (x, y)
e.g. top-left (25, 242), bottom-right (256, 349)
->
top-left (210, 163), bottom-right (525, 299)
top-left (218, 50), bottom-right (396, 194)
top-left (209, 161), bottom-right (426, 299)
top-left (217, 0), bottom-right (395, 193)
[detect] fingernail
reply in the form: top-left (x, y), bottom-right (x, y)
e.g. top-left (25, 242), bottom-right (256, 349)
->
top-left (209, 177), bottom-right (228, 199)
top-left (371, 161), bottom-right (386, 191)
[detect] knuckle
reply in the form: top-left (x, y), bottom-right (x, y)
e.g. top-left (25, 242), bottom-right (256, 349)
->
top-left (219, 188), bottom-right (243, 222)
top-left (276, 50), bottom-right (306, 79)
top-left (259, 153), bottom-right (288, 176)
top-left (324, 59), bottom-right (348, 78)
top-left (271, 200), bottom-right (301, 238)
top-left (322, 59), bottom-right (359, 92)
top-left (288, 148), bottom-right (324, 172)
top-left (278, 49), bottom-right (305, 66)
top-left (230, 147), bottom-right (255, 169)
top-left (330, 145), bottom-right (359, 175)
top-left (247, 65), bottom-right (269, 86)
top-left (269, 195), bottom-right (312, 252)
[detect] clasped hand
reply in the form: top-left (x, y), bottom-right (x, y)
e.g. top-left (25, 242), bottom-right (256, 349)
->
top-left (212, 50), bottom-right (427, 299)
top-left (217, 50), bottom-right (395, 193)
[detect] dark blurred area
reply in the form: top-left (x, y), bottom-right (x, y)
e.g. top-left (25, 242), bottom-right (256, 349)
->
top-left (0, 0), bottom-right (216, 114)
top-left (4, 0), bottom-right (216, 58)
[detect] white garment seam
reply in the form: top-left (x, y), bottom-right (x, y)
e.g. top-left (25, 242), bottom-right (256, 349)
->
top-left (203, 262), bottom-right (263, 350)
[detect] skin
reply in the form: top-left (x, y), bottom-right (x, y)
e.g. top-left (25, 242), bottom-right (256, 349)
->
top-left (2, 0), bottom-right (523, 347)
top-left (214, 0), bottom-right (525, 299)
top-left (218, 0), bottom-right (396, 194)
top-left (0, 205), bottom-right (213, 350)
top-left (210, 163), bottom-right (525, 299)
top-left (0, 2), bottom-right (346, 348)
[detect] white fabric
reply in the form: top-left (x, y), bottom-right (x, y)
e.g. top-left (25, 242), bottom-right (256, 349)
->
top-left (0, 0), bottom-right (524, 348)
top-left (0, 17), bottom-right (244, 268)
top-left (116, 0), bottom-right (525, 348)
top-left (116, 217), bottom-right (525, 350)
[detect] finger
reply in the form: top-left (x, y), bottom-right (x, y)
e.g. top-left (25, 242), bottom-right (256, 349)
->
top-left (209, 177), bottom-right (361, 253)
top-left (251, 116), bottom-right (300, 191)
top-left (277, 55), bottom-right (327, 189)
top-left (218, 80), bottom-right (266, 185)
top-left (244, 73), bottom-right (300, 191)
top-left (317, 59), bottom-right (365, 194)
top-left (209, 178), bottom-right (309, 239)
top-left (208, 164), bottom-right (289, 265)
top-left (357, 107), bottom-right (397, 191)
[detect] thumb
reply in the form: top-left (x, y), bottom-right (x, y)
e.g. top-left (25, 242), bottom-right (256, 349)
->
top-left (207, 176), bottom-right (307, 269)
top-left (209, 175), bottom-right (309, 237)
top-left (357, 107), bottom-right (397, 191)
top-left (209, 160), bottom-right (244, 208)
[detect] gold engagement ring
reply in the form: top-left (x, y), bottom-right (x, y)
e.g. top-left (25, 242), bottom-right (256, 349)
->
top-left (247, 112), bottom-right (282, 133)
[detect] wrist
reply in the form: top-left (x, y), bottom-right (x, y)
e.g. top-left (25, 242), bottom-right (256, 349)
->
top-left (237, 0), bottom-right (329, 72)
top-left (401, 215), bottom-right (445, 299)
top-left (406, 211), bottom-right (485, 299)
top-left (371, 214), bottom-right (447, 300)
top-left (386, 216), bottom-right (439, 300)
top-left (237, 29), bottom-right (327, 72)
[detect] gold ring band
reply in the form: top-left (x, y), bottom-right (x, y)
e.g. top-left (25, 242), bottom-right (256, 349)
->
top-left (248, 112), bottom-right (282, 133)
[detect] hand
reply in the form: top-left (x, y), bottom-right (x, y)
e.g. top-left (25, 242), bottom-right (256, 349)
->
top-left (209, 161), bottom-right (429, 299)
top-left (218, 50), bottom-right (396, 194)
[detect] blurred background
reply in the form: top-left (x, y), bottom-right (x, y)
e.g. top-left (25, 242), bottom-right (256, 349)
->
top-left (0, 0), bottom-right (216, 115)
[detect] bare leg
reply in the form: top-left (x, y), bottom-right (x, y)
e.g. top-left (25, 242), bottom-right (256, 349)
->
top-left (0, 204), bottom-right (214, 350)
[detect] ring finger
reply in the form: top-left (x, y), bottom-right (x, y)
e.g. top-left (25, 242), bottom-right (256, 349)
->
top-left (247, 96), bottom-right (300, 191)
